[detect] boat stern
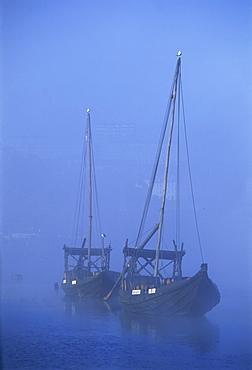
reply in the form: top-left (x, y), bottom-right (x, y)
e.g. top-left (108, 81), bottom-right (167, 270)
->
top-left (188, 263), bottom-right (220, 316)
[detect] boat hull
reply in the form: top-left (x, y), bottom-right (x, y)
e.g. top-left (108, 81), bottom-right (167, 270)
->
top-left (118, 267), bottom-right (220, 316)
top-left (61, 270), bottom-right (120, 298)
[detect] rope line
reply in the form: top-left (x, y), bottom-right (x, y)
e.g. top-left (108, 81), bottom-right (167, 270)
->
top-left (180, 80), bottom-right (204, 263)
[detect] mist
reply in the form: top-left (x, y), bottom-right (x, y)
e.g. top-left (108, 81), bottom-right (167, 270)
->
top-left (1, 1), bottom-right (251, 368)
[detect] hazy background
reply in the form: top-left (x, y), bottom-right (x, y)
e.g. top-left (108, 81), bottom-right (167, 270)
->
top-left (1, 0), bottom-right (251, 296)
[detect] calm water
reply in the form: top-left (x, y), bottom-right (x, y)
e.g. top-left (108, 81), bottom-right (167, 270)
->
top-left (1, 249), bottom-right (251, 369)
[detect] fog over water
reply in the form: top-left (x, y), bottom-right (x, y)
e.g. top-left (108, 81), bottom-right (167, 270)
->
top-left (1, 1), bottom-right (251, 369)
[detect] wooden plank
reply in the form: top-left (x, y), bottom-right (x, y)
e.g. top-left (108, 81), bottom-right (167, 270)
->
top-left (63, 246), bottom-right (111, 257)
top-left (123, 247), bottom-right (185, 261)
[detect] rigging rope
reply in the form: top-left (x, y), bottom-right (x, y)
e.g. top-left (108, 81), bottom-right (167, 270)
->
top-left (73, 134), bottom-right (87, 246)
top-left (176, 68), bottom-right (181, 250)
top-left (91, 134), bottom-right (103, 247)
top-left (134, 59), bottom-right (204, 265)
top-left (134, 67), bottom-right (178, 249)
top-left (72, 121), bottom-right (103, 249)
top-left (180, 80), bottom-right (204, 263)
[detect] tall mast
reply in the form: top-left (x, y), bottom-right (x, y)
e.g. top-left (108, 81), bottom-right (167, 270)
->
top-left (87, 109), bottom-right (92, 273)
top-left (154, 52), bottom-right (182, 277)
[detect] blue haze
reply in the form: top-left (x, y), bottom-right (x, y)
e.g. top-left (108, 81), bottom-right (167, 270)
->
top-left (1, 1), bottom-right (251, 369)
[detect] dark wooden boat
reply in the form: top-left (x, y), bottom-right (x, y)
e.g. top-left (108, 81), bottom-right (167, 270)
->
top-left (105, 52), bottom-right (220, 315)
top-left (61, 109), bottom-right (120, 298)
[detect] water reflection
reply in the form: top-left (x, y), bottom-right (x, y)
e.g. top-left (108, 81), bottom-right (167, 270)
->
top-left (62, 295), bottom-right (122, 316)
top-left (62, 296), bottom-right (219, 354)
top-left (121, 311), bottom-right (219, 353)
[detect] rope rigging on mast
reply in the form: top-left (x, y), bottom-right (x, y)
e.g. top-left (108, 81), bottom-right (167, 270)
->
top-left (133, 51), bottom-right (204, 275)
top-left (105, 52), bottom-right (208, 302)
top-left (71, 109), bottom-right (105, 270)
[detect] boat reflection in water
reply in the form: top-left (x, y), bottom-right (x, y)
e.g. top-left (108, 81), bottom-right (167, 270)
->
top-left (62, 295), bottom-right (122, 317)
top-left (120, 311), bottom-right (219, 354)
top-left (62, 296), bottom-right (219, 354)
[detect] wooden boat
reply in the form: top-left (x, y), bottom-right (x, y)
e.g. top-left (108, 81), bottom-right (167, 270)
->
top-left (61, 109), bottom-right (120, 298)
top-left (9, 273), bottom-right (23, 280)
top-left (105, 52), bottom-right (220, 315)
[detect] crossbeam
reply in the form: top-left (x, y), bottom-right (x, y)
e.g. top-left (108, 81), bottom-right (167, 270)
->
top-left (123, 247), bottom-right (185, 261)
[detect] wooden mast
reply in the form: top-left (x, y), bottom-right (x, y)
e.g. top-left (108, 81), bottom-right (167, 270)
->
top-left (87, 109), bottom-right (92, 274)
top-left (154, 53), bottom-right (182, 277)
